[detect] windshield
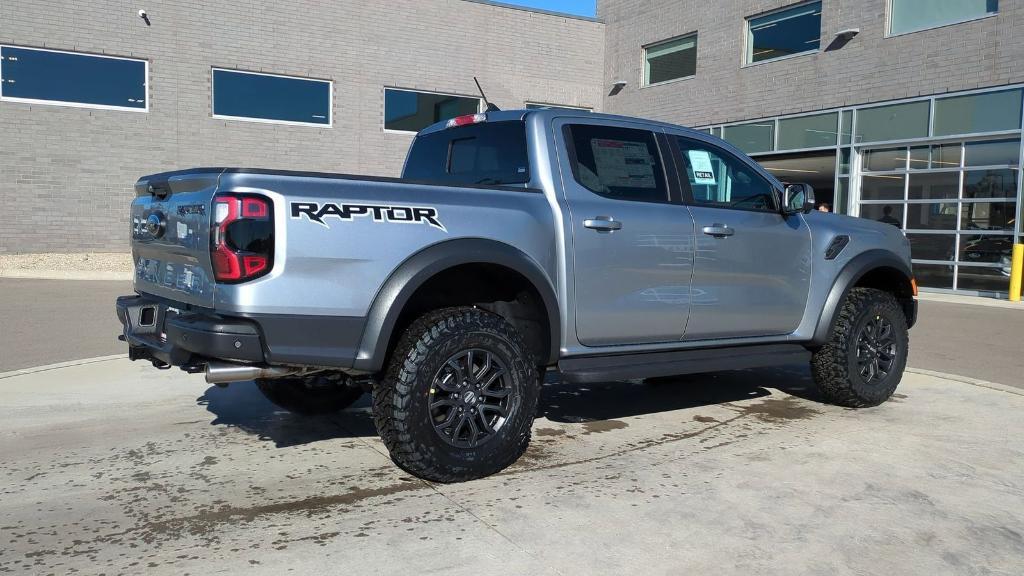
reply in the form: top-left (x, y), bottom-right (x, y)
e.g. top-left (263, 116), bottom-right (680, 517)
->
top-left (402, 121), bottom-right (530, 186)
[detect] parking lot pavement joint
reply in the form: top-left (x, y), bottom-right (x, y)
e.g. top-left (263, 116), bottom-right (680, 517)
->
top-left (906, 368), bottom-right (1024, 397)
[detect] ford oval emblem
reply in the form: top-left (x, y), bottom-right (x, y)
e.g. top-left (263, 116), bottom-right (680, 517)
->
top-left (146, 213), bottom-right (166, 239)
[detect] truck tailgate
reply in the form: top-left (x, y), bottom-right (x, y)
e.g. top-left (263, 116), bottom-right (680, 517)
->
top-left (131, 170), bottom-right (222, 308)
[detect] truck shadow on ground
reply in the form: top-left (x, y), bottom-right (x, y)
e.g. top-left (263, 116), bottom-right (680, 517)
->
top-left (197, 363), bottom-right (823, 448)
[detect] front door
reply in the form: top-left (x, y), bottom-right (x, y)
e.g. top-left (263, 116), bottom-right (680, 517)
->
top-left (672, 135), bottom-right (812, 340)
top-left (559, 121), bottom-right (695, 347)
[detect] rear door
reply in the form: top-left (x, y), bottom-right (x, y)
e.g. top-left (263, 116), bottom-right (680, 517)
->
top-left (670, 135), bottom-right (811, 340)
top-left (130, 170), bottom-right (221, 308)
top-left (558, 120), bottom-right (696, 346)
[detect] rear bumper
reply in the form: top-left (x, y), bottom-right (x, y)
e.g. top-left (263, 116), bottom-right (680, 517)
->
top-left (116, 295), bottom-right (264, 366)
top-left (116, 294), bottom-right (368, 370)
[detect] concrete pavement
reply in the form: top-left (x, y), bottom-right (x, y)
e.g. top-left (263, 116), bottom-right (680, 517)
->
top-left (1, 359), bottom-right (1022, 575)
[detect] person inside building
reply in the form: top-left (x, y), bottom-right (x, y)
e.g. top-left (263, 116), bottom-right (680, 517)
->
top-left (878, 205), bottom-right (902, 227)
top-left (818, 202), bottom-right (831, 213)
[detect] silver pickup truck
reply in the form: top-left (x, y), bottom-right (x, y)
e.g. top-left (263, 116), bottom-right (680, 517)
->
top-left (117, 108), bottom-right (917, 482)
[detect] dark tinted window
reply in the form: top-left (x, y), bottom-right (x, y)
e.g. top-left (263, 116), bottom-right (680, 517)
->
top-left (403, 121), bottom-right (530, 186)
top-left (676, 137), bottom-right (778, 211)
top-left (565, 124), bottom-right (669, 203)
top-left (212, 69), bottom-right (331, 125)
top-left (385, 89), bottom-right (480, 132)
top-left (644, 35), bottom-right (697, 85)
top-left (747, 2), bottom-right (822, 64)
top-left (0, 46), bottom-right (146, 110)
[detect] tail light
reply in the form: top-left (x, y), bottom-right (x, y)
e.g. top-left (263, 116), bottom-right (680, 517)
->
top-left (446, 113), bottom-right (487, 128)
top-left (211, 194), bottom-right (274, 283)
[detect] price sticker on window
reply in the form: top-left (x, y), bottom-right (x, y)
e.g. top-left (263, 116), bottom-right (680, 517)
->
top-left (687, 150), bottom-right (717, 185)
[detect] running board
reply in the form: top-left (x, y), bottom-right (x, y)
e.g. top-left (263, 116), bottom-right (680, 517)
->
top-left (557, 344), bottom-right (811, 384)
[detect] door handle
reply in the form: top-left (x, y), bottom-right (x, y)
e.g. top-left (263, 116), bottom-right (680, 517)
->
top-left (702, 224), bottom-right (734, 237)
top-left (584, 217), bottom-right (623, 232)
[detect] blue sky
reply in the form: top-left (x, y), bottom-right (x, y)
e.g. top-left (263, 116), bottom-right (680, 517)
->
top-left (500, 0), bottom-right (596, 17)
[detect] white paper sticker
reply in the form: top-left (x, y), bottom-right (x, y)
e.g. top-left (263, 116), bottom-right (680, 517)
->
top-left (687, 150), bottom-right (717, 185)
top-left (176, 221), bottom-right (188, 239)
top-left (590, 139), bottom-right (656, 188)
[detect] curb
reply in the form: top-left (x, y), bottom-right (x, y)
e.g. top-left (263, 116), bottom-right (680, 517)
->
top-left (916, 291), bottom-right (1023, 310)
top-left (0, 270), bottom-right (132, 281)
top-left (906, 367), bottom-right (1023, 397)
top-left (0, 355), bottom-right (126, 380)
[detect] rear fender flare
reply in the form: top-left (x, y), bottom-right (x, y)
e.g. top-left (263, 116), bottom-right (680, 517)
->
top-left (353, 239), bottom-right (560, 372)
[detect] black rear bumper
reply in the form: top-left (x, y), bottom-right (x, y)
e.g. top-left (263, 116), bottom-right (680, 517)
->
top-left (116, 295), bottom-right (264, 367)
top-left (116, 294), bottom-right (368, 370)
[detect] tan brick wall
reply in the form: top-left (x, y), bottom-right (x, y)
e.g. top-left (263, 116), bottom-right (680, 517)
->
top-left (599, 0), bottom-right (1024, 127)
top-left (0, 0), bottom-right (604, 253)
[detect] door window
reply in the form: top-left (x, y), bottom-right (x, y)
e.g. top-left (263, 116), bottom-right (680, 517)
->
top-left (676, 138), bottom-right (778, 211)
top-left (565, 124), bottom-right (669, 203)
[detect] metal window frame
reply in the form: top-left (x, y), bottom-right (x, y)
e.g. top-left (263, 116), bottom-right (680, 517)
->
top-left (641, 32), bottom-right (699, 88)
top-left (210, 67), bottom-right (333, 128)
top-left (0, 44), bottom-right (149, 113)
top-left (382, 86), bottom-right (484, 135)
top-left (743, 0), bottom-right (823, 67)
top-left (885, 0), bottom-right (999, 38)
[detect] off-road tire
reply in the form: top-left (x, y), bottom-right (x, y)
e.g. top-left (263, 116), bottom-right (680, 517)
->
top-left (373, 307), bottom-right (539, 483)
top-left (811, 287), bottom-right (909, 408)
top-left (256, 375), bottom-right (364, 415)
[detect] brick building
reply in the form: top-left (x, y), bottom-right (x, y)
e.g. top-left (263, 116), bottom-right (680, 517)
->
top-left (1, 0), bottom-right (1022, 295)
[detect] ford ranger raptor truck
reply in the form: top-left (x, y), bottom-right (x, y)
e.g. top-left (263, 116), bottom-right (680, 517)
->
top-left (117, 109), bottom-right (917, 482)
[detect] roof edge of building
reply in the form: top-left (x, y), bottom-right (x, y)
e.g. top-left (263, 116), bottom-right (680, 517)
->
top-left (458, 0), bottom-right (601, 23)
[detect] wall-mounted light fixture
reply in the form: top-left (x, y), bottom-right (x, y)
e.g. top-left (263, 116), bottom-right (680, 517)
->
top-left (609, 80), bottom-right (627, 96)
top-left (138, 9), bottom-right (151, 26)
top-left (835, 28), bottom-right (859, 41)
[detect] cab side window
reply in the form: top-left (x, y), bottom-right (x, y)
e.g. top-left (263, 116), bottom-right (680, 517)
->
top-left (676, 137), bottom-right (778, 212)
top-left (565, 124), bottom-right (669, 203)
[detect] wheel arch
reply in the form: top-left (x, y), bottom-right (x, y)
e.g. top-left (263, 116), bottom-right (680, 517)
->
top-left (353, 239), bottom-right (560, 372)
top-left (810, 249), bottom-right (916, 346)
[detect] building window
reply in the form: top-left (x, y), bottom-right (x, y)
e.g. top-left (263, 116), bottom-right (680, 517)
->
top-left (933, 89), bottom-right (1023, 137)
top-left (212, 69), bottom-right (331, 126)
top-left (854, 101), bottom-right (929, 144)
top-left (384, 88), bottom-right (480, 133)
top-left (722, 120), bottom-right (775, 154)
top-left (0, 45), bottom-right (147, 111)
top-left (746, 1), bottom-right (822, 64)
top-left (777, 111), bottom-right (838, 150)
top-left (643, 34), bottom-right (697, 86)
top-left (889, 0), bottom-right (998, 36)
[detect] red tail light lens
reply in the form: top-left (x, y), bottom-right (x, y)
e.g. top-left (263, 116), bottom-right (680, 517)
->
top-left (211, 194), bottom-right (274, 283)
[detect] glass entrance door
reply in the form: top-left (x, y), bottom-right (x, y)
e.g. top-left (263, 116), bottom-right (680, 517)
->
top-left (855, 138), bottom-right (1020, 294)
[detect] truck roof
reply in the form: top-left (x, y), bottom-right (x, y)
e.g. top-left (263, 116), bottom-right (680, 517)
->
top-left (416, 108), bottom-right (712, 140)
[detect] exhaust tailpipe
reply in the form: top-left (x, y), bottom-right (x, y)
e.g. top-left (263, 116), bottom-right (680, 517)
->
top-left (205, 361), bottom-right (298, 385)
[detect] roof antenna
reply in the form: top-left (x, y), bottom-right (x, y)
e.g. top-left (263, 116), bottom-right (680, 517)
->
top-left (474, 77), bottom-right (501, 112)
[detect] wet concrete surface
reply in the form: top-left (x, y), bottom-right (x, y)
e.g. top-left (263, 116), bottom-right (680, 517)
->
top-left (1, 360), bottom-right (1022, 575)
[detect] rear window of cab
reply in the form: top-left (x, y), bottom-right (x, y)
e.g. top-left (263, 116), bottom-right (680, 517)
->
top-left (402, 121), bottom-right (530, 186)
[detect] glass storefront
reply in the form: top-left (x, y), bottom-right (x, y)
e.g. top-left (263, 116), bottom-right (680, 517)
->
top-left (858, 139), bottom-right (1019, 293)
top-left (702, 84), bottom-right (1024, 296)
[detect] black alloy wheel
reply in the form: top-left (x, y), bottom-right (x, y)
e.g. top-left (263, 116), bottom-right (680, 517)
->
top-left (428, 349), bottom-right (513, 448)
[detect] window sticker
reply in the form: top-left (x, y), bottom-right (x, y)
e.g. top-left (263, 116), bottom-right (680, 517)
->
top-left (687, 150), bottom-right (717, 185)
top-left (590, 138), bottom-right (656, 188)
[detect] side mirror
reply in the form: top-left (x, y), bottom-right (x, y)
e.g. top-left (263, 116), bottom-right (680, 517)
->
top-left (783, 183), bottom-right (815, 215)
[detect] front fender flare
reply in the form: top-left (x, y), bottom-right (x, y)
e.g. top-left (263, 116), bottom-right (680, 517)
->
top-left (810, 249), bottom-right (914, 346)
top-left (352, 239), bottom-right (560, 372)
